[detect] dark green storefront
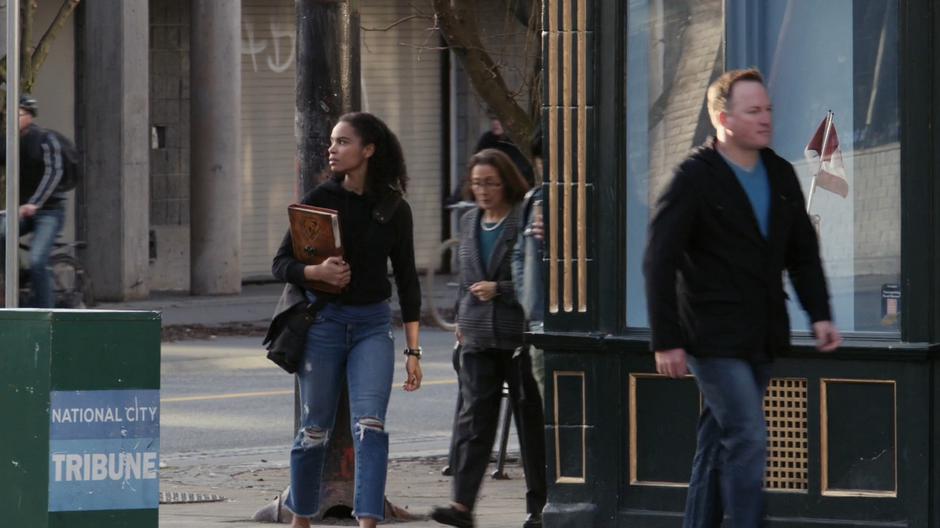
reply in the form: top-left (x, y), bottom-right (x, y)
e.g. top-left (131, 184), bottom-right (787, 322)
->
top-left (0, 310), bottom-right (160, 527)
top-left (536, 0), bottom-right (940, 526)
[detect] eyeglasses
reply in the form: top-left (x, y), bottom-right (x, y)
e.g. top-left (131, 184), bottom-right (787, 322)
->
top-left (470, 180), bottom-right (503, 189)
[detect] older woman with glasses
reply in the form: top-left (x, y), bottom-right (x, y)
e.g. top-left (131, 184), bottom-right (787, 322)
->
top-left (431, 149), bottom-right (546, 528)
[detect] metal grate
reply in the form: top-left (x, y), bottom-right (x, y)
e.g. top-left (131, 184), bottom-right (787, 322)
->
top-left (764, 378), bottom-right (808, 492)
top-left (160, 491), bottom-right (227, 504)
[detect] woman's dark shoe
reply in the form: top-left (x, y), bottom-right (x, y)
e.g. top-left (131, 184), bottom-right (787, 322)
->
top-left (431, 505), bottom-right (474, 527)
top-left (523, 512), bottom-right (543, 527)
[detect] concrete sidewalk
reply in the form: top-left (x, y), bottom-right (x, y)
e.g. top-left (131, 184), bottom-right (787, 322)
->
top-left (97, 282), bottom-right (284, 327)
top-left (160, 455), bottom-right (531, 527)
top-left (97, 273), bottom-right (460, 331)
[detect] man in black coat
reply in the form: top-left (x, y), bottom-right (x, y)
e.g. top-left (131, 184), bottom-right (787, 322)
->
top-left (643, 69), bottom-right (842, 528)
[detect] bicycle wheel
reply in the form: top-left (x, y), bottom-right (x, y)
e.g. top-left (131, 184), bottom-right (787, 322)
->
top-left (425, 238), bottom-right (460, 331)
top-left (50, 254), bottom-right (87, 308)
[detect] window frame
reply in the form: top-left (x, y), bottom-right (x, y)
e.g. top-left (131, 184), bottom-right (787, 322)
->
top-left (610, 0), bottom-right (933, 343)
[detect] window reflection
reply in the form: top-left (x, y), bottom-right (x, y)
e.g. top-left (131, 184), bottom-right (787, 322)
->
top-left (626, 0), bottom-right (722, 328)
top-left (626, 0), bottom-right (900, 333)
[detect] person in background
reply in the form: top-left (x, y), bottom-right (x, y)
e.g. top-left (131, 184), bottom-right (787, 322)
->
top-left (512, 135), bottom-right (545, 396)
top-left (431, 149), bottom-right (545, 528)
top-left (473, 116), bottom-right (535, 187)
top-left (0, 94), bottom-right (69, 308)
top-left (446, 115), bottom-right (534, 207)
top-left (644, 69), bottom-right (841, 528)
top-left (272, 112), bottom-right (423, 528)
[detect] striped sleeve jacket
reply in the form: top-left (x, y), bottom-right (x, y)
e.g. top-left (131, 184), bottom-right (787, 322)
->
top-left (455, 205), bottom-right (526, 350)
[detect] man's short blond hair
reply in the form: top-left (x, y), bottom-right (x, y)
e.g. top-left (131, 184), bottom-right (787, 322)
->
top-left (706, 68), bottom-right (765, 127)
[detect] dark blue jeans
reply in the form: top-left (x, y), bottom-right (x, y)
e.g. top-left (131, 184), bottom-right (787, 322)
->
top-left (684, 356), bottom-right (773, 528)
top-left (0, 207), bottom-right (65, 308)
top-left (284, 300), bottom-right (395, 522)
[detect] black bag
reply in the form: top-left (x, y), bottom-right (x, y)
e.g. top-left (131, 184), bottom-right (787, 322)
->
top-left (43, 129), bottom-right (81, 191)
top-left (263, 296), bottom-right (328, 374)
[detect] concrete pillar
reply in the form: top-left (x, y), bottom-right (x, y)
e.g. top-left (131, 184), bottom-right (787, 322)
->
top-left (190, 0), bottom-right (241, 295)
top-left (80, 0), bottom-right (150, 301)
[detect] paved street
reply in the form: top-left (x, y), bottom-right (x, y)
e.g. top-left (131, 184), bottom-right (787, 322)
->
top-left (160, 327), bottom-right (519, 466)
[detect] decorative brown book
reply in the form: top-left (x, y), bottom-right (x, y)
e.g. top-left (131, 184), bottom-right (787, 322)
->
top-left (287, 204), bottom-right (345, 294)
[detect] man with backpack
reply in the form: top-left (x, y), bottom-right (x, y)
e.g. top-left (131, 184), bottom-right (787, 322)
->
top-left (1, 94), bottom-right (77, 307)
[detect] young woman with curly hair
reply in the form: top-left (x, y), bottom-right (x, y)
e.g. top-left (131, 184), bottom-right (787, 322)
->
top-left (273, 112), bottom-right (423, 528)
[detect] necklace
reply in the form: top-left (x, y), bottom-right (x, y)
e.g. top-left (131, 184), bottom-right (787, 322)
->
top-left (480, 213), bottom-right (508, 232)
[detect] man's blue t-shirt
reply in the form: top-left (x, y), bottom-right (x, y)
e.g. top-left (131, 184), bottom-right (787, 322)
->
top-left (723, 155), bottom-right (770, 238)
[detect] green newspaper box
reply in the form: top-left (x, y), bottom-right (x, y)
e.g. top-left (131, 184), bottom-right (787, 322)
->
top-left (0, 310), bottom-right (160, 527)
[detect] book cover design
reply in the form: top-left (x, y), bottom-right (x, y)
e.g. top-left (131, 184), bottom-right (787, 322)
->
top-left (288, 204), bottom-right (344, 294)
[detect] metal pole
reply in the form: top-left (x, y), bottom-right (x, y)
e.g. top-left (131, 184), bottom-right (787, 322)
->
top-left (5, 0), bottom-right (20, 308)
top-left (296, 0), bottom-right (343, 195)
top-left (296, 0), bottom-right (361, 197)
top-left (338, 0), bottom-right (360, 114)
top-left (294, 0), bottom-right (347, 433)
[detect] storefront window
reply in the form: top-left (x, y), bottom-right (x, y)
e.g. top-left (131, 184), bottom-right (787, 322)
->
top-left (625, 0), bottom-right (900, 333)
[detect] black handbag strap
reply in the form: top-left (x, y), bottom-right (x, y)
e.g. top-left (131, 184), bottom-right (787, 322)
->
top-left (304, 295), bottom-right (330, 317)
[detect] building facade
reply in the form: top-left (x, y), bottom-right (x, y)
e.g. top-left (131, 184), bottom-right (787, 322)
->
top-left (147, 0), bottom-right (449, 291)
top-left (5, 0), bottom-right (536, 300)
top-left (536, 0), bottom-right (939, 526)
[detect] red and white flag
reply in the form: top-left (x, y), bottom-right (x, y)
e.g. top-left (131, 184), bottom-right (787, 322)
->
top-left (804, 113), bottom-right (848, 198)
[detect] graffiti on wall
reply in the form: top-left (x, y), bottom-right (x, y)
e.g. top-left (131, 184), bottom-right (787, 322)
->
top-left (243, 20), bottom-right (295, 74)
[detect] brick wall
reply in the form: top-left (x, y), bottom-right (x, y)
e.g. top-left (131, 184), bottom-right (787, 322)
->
top-left (852, 143), bottom-right (901, 276)
top-left (767, 147), bottom-right (900, 283)
top-left (149, 0), bottom-right (191, 228)
top-left (647, 0), bottom-right (722, 201)
top-left (149, 0), bottom-right (191, 291)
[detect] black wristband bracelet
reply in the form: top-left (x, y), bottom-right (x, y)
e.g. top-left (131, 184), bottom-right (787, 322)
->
top-left (403, 347), bottom-right (422, 359)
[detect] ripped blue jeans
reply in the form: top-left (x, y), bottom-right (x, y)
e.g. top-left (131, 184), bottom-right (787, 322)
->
top-left (285, 300), bottom-right (394, 521)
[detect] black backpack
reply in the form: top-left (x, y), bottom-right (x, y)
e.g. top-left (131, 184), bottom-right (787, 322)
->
top-left (42, 128), bottom-right (81, 191)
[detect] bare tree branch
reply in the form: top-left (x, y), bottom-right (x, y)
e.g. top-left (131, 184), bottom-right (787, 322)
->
top-left (20, 0), bottom-right (35, 91)
top-left (361, 14), bottom-right (431, 32)
top-left (366, 0), bottom-right (542, 155)
top-left (523, 0), bottom-right (541, 129)
top-left (397, 42), bottom-right (451, 52)
top-left (0, 0), bottom-right (80, 198)
top-left (30, 0), bottom-right (80, 84)
top-left (432, 0), bottom-right (538, 154)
